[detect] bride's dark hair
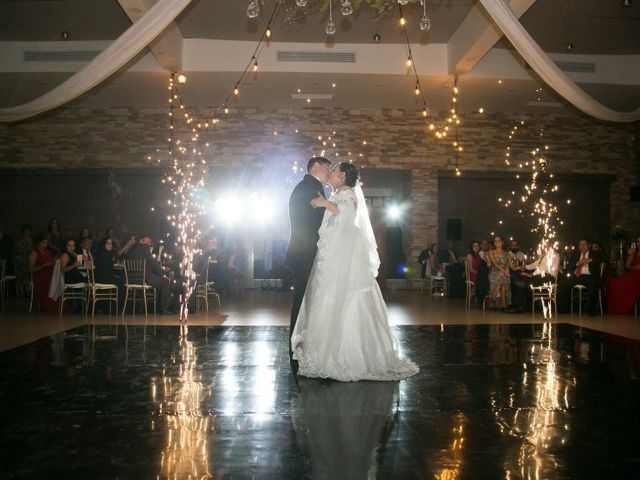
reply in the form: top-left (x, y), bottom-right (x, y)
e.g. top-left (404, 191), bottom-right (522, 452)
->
top-left (339, 162), bottom-right (360, 188)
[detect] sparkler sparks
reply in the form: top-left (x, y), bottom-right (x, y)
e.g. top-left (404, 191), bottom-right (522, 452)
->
top-left (165, 73), bottom-right (209, 321)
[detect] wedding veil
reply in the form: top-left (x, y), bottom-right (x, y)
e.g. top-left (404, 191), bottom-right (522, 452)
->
top-left (353, 183), bottom-right (381, 282)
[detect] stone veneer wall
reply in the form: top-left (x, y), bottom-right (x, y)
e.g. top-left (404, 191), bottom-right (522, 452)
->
top-left (0, 106), bottom-right (637, 260)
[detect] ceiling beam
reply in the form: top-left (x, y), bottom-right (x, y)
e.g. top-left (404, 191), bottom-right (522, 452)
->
top-left (448, 0), bottom-right (537, 76)
top-left (117, 0), bottom-right (183, 71)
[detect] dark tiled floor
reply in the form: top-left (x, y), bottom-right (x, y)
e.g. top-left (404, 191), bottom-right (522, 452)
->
top-left (1, 323), bottom-right (639, 479)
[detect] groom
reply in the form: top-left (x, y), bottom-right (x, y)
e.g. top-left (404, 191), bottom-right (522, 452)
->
top-left (286, 156), bottom-right (332, 372)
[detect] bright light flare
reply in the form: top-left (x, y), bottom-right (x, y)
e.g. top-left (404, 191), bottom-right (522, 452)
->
top-left (387, 204), bottom-right (403, 220)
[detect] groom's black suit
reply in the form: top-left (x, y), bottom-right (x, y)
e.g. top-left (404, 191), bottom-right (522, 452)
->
top-left (286, 174), bottom-right (326, 365)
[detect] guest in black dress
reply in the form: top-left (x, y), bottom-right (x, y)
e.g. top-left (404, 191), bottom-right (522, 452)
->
top-left (94, 238), bottom-right (125, 297)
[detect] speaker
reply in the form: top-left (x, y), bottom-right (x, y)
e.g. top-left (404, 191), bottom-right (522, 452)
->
top-left (447, 218), bottom-right (462, 241)
top-left (631, 185), bottom-right (640, 202)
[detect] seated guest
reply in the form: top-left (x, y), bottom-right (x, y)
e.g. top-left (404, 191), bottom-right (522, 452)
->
top-left (46, 218), bottom-right (64, 256)
top-left (479, 239), bottom-right (491, 264)
top-left (465, 241), bottom-right (482, 283)
top-left (95, 229), bottom-right (105, 245)
top-left (125, 235), bottom-right (171, 314)
top-left (94, 238), bottom-right (126, 300)
top-left (506, 239), bottom-right (528, 313)
top-left (28, 233), bottom-right (58, 313)
top-left (569, 237), bottom-right (605, 316)
top-left (79, 237), bottom-right (93, 263)
top-left (439, 240), bottom-right (458, 264)
top-left (106, 227), bottom-right (121, 250)
top-left (509, 242), bottom-right (560, 313)
top-left (59, 238), bottom-right (86, 284)
top-left (197, 236), bottom-right (227, 292)
top-left (14, 224), bottom-right (33, 297)
top-left (607, 239), bottom-right (640, 315)
top-left (488, 235), bottom-right (510, 309)
top-left (417, 243), bottom-right (442, 277)
top-left (78, 227), bottom-right (91, 246)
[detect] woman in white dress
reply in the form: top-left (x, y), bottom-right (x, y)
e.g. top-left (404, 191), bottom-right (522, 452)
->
top-left (291, 162), bottom-right (419, 382)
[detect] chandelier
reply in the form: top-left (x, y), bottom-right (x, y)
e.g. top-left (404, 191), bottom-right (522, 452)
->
top-left (246, 0), bottom-right (432, 34)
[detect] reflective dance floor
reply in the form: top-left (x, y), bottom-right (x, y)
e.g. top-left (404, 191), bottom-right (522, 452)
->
top-left (1, 292), bottom-right (640, 479)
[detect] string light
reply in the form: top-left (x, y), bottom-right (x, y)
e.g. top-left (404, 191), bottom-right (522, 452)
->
top-left (265, 26), bottom-right (271, 38)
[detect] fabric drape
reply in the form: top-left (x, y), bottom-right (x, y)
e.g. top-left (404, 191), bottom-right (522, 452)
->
top-left (0, 0), bottom-right (193, 123)
top-left (479, 0), bottom-right (640, 123)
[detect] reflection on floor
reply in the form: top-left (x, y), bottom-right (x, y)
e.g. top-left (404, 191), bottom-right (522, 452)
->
top-left (2, 319), bottom-right (640, 478)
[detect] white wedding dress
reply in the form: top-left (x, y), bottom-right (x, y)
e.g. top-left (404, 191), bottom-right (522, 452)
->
top-left (291, 185), bottom-right (419, 382)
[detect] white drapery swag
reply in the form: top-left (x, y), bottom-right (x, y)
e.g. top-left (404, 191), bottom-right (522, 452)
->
top-left (0, 0), bottom-right (193, 123)
top-left (479, 0), bottom-right (640, 123)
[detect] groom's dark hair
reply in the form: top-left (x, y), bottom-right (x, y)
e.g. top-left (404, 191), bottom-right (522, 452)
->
top-left (307, 156), bottom-right (331, 172)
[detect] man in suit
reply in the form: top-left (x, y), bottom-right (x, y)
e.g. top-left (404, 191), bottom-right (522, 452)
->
top-left (569, 237), bottom-right (604, 316)
top-left (286, 156), bottom-right (331, 372)
top-left (125, 235), bottom-right (172, 314)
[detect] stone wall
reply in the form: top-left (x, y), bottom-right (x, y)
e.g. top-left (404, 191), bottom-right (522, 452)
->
top-left (0, 106), bottom-right (636, 259)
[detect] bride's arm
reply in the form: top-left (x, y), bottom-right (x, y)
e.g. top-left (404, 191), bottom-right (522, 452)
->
top-left (311, 194), bottom-right (339, 215)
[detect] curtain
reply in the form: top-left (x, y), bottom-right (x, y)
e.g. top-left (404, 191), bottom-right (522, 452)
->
top-left (479, 0), bottom-right (640, 123)
top-left (0, 0), bottom-right (192, 123)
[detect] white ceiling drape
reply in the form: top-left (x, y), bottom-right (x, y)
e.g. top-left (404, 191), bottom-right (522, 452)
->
top-left (0, 0), bottom-right (193, 123)
top-left (479, 0), bottom-right (640, 123)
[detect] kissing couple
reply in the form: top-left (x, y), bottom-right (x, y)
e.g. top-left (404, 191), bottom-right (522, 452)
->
top-left (285, 156), bottom-right (418, 382)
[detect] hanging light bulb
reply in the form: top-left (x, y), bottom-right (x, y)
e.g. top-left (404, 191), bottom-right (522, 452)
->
top-left (265, 26), bottom-right (272, 38)
top-left (415, 82), bottom-right (420, 95)
top-left (400, 16), bottom-right (406, 26)
top-left (246, 0), bottom-right (260, 18)
top-left (252, 57), bottom-right (258, 71)
top-left (406, 56), bottom-right (412, 67)
top-left (340, 0), bottom-right (353, 16)
top-left (326, 0), bottom-right (336, 35)
top-left (233, 85), bottom-right (239, 95)
top-left (422, 107), bottom-right (428, 117)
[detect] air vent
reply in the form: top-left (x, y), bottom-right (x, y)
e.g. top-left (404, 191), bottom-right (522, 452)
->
top-left (23, 50), bottom-right (101, 62)
top-left (554, 61), bottom-right (596, 73)
top-left (277, 51), bottom-right (355, 63)
top-left (290, 93), bottom-right (333, 100)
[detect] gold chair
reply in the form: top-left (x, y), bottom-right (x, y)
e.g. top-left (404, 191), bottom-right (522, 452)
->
top-left (531, 279), bottom-right (558, 317)
top-left (86, 260), bottom-right (119, 316)
top-left (58, 260), bottom-right (88, 315)
top-left (194, 257), bottom-right (221, 313)
top-left (122, 259), bottom-right (156, 316)
top-left (429, 274), bottom-right (447, 297)
top-left (570, 263), bottom-right (604, 316)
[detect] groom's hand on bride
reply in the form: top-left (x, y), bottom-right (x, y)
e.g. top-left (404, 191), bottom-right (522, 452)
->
top-left (310, 193), bottom-right (326, 209)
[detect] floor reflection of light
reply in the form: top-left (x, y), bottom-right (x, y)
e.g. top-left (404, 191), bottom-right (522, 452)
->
top-left (155, 326), bottom-right (212, 479)
top-left (223, 342), bottom-right (238, 366)
top-left (493, 323), bottom-right (574, 480)
top-left (252, 366), bottom-right (276, 417)
top-left (434, 413), bottom-right (465, 480)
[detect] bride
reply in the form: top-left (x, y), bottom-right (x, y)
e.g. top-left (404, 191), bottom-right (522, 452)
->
top-left (291, 162), bottom-right (419, 382)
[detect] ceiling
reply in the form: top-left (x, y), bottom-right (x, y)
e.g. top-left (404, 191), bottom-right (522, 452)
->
top-left (0, 0), bottom-right (639, 116)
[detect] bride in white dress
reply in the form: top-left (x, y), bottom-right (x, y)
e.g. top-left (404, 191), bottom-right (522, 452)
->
top-left (291, 162), bottom-right (419, 382)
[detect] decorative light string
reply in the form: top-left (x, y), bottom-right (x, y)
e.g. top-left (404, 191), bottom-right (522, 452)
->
top-left (397, 4), bottom-right (430, 118)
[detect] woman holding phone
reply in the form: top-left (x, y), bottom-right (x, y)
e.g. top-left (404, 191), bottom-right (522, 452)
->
top-left (607, 240), bottom-right (640, 314)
